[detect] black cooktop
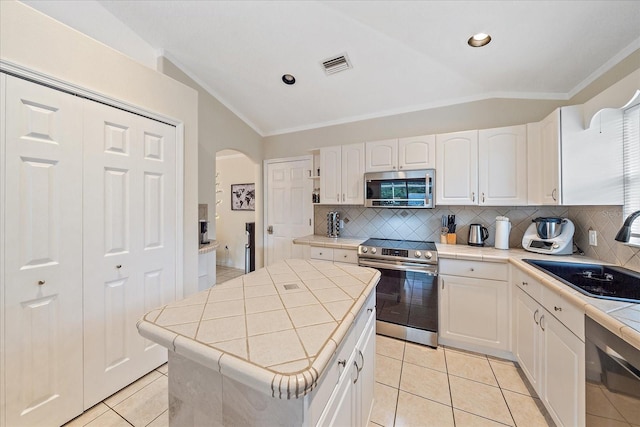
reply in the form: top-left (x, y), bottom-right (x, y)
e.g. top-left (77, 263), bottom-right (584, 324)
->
top-left (361, 238), bottom-right (437, 251)
top-left (524, 259), bottom-right (640, 303)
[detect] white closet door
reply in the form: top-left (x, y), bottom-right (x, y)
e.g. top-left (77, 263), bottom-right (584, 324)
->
top-left (3, 75), bottom-right (84, 426)
top-left (82, 101), bottom-right (176, 408)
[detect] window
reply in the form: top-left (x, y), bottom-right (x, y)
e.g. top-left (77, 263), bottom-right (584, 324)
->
top-left (623, 102), bottom-right (640, 246)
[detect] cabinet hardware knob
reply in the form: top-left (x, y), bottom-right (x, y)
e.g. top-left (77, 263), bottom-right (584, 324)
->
top-left (116, 264), bottom-right (122, 269)
top-left (470, 268), bottom-right (475, 271)
top-left (344, 255), bottom-right (347, 258)
top-left (38, 280), bottom-right (45, 285)
top-left (554, 306), bottom-right (562, 312)
top-left (338, 359), bottom-right (346, 368)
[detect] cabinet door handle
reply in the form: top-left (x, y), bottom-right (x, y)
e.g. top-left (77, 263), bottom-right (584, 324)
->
top-left (540, 314), bottom-right (545, 331)
top-left (337, 193), bottom-right (340, 202)
top-left (342, 193), bottom-right (345, 202)
top-left (357, 350), bottom-right (364, 373)
top-left (441, 278), bottom-right (444, 290)
top-left (353, 360), bottom-right (360, 384)
top-left (552, 188), bottom-right (557, 201)
top-left (482, 192), bottom-right (485, 203)
top-left (533, 309), bottom-right (539, 325)
top-left (471, 192), bottom-right (475, 202)
top-left (116, 264), bottom-right (122, 269)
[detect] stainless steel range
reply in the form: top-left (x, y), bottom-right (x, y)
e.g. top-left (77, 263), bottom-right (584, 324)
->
top-left (358, 238), bottom-right (438, 347)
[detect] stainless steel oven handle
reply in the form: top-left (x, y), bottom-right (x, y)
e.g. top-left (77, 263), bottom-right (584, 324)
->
top-left (358, 258), bottom-right (438, 275)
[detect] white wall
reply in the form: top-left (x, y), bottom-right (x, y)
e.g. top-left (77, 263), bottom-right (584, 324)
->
top-left (215, 153), bottom-right (259, 270)
top-left (0, 1), bottom-right (200, 295)
top-left (158, 57), bottom-right (265, 269)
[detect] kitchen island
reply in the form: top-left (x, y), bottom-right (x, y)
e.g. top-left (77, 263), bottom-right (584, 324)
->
top-left (138, 259), bottom-right (379, 426)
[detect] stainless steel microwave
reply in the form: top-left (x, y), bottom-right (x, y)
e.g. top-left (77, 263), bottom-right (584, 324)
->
top-left (364, 169), bottom-right (435, 208)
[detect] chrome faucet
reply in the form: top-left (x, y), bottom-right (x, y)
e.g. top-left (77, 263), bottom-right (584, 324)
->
top-left (615, 210), bottom-right (640, 242)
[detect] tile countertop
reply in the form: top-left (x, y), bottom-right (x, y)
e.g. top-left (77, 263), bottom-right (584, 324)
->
top-left (198, 240), bottom-right (219, 254)
top-left (436, 243), bottom-right (640, 351)
top-left (137, 259), bottom-right (380, 399)
top-left (292, 234), bottom-right (367, 249)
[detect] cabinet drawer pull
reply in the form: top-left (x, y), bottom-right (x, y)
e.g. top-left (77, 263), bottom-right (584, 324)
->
top-left (37, 280), bottom-right (46, 286)
top-left (338, 359), bottom-right (346, 368)
top-left (522, 281), bottom-right (528, 286)
top-left (554, 306), bottom-right (562, 312)
top-left (116, 264), bottom-right (122, 269)
top-left (470, 268), bottom-right (475, 272)
top-left (533, 309), bottom-right (539, 325)
top-left (367, 307), bottom-right (374, 314)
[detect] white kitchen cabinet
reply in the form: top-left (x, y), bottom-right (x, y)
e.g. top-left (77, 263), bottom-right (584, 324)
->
top-left (478, 125), bottom-right (527, 205)
top-left (198, 250), bottom-right (217, 290)
top-left (320, 143), bottom-right (365, 205)
top-left (309, 246), bottom-right (358, 264)
top-left (513, 281), bottom-right (585, 427)
top-left (438, 259), bottom-right (510, 356)
top-left (436, 130), bottom-right (479, 205)
top-left (365, 135), bottom-right (435, 172)
top-left (528, 106), bottom-right (623, 205)
top-left (2, 74), bottom-right (84, 427)
top-left (317, 300), bottom-right (375, 427)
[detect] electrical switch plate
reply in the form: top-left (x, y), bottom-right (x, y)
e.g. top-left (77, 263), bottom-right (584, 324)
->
top-left (589, 230), bottom-right (598, 246)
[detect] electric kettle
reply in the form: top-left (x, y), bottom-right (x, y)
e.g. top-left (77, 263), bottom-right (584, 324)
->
top-left (468, 224), bottom-right (488, 247)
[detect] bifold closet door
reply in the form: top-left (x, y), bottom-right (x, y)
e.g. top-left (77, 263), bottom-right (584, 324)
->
top-left (2, 75), bottom-right (84, 426)
top-left (82, 100), bottom-right (177, 408)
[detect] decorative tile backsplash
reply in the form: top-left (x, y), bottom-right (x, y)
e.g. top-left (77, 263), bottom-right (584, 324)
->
top-left (569, 206), bottom-right (640, 270)
top-left (314, 205), bottom-right (640, 270)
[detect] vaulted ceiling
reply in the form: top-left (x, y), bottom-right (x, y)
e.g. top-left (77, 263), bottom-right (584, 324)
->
top-left (24, 1), bottom-right (640, 136)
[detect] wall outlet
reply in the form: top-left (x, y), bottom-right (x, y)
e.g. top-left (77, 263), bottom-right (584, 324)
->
top-left (589, 230), bottom-right (598, 246)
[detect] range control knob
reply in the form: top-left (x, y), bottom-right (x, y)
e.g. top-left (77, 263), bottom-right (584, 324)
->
top-left (371, 248), bottom-right (377, 254)
top-left (361, 247), bottom-right (368, 253)
top-left (425, 251), bottom-right (433, 259)
top-left (415, 251), bottom-right (422, 258)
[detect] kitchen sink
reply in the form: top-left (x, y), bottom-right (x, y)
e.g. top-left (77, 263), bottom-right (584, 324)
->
top-left (524, 259), bottom-right (640, 303)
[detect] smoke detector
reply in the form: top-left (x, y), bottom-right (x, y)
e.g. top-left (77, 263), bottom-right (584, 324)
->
top-left (321, 53), bottom-right (352, 75)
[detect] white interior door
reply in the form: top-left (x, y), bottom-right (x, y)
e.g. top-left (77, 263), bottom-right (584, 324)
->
top-left (82, 100), bottom-right (176, 408)
top-left (3, 75), bottom-right (84, 426)
top-left (265, 158), bottom-right (312, 265)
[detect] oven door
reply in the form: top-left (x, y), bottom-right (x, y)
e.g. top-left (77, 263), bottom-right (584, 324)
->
top-left (358, 258), bottom-right (438, 336)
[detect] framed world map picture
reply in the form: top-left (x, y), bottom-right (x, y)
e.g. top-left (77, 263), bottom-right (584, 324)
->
top-left (231, 183), bottom-right (255, 211)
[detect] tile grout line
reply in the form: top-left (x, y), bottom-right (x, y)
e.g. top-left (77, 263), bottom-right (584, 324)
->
top-left (144, 409), bottom-right (168, 427)
top-left (391, 341), bottom-right (406, 427)
top-left (487, 355), bottom-right (518, 427)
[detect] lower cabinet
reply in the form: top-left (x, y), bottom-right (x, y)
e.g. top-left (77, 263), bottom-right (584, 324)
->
top-left (514, 286), bottom-right (585, 427)
top-left (438, 259), bottom-right (510, 356)
top-left (317, 299), bottom-right (375, 427)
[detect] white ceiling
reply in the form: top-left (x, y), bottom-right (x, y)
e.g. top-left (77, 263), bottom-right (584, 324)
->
top-left (23, 1), bottom-right (640, 136)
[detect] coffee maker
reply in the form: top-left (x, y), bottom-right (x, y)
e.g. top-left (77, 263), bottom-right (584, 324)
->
top-left (199, 220), bottom-right (210, 245)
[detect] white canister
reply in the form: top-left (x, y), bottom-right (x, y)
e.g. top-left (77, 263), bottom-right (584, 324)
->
top-left (495, 216), bottom-right (511, 249)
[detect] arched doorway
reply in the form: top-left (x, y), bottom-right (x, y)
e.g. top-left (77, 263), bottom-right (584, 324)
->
top-left (214, 149), bottom-right (260, 276)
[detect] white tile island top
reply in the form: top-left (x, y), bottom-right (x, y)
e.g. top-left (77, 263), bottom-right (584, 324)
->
top-left (137, 259), bottom-right (379, 400)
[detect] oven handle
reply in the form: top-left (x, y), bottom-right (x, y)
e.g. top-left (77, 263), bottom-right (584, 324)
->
top-left (358, 258), bottom-right (438, 275)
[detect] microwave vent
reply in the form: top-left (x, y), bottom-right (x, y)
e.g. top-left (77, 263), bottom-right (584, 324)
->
top-left (322, 53), bottom-right (352, 75)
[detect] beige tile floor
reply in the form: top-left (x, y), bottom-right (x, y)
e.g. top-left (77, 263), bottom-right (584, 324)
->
top-left (372, 335), bottom-right (554, 427)
top-left (65, 334), bottom-right (554, 427)
top-left (216, 265), bottom-right (245, 283)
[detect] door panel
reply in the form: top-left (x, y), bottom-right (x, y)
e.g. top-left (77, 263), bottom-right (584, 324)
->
top-left (4, 75), bottom-right (84, 427)
top-left (265, 159), bottom-right (312, 265)
top-left (83, 101), bottom-right (176, 408)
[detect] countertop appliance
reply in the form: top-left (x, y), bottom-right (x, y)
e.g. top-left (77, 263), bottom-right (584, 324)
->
top-left (522, 217), bottom-right (574, 255)
top-left (586, 316), bottom-right (640, 426)
top-left (524, 259), bottom-right (640, 303)
top-left (364, 169), bottom-right (434, 208)
top-left (358, 238), bottom-right (438, 347)
top-left (468, 224), bottom-right (488, 246)
top-left (494, 216), bottom-right (511, 249)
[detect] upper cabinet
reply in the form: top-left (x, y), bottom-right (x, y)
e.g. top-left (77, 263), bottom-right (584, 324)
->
top-left (436, 130), bottom-right (478, 205)
top-left (320, 143), bottom-right (365, 205)
top-left (365, 134), bottom-right (435, 172)
top-left (528, 106), bottom-right (623, 205)
top-left (478, 125), bottom-right (528, 205)
top-left (437, 127), bottom-right (528, 206)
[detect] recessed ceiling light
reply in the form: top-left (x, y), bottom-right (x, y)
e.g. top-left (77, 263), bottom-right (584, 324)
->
top-left (282, 74), bottom-right (296, 85)
top-left (468, 33), bottom-right (492, 47)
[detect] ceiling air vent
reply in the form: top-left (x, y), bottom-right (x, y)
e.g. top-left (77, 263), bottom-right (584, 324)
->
top-left (321, 53), bottom-right (352, 75)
